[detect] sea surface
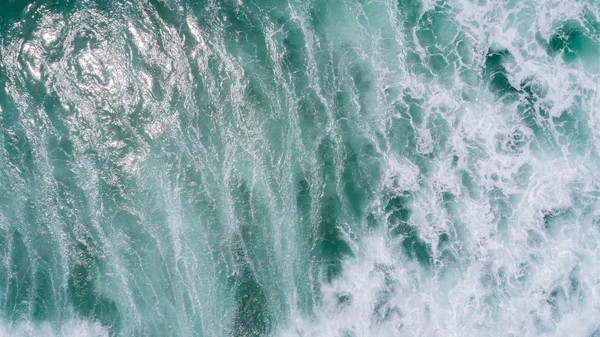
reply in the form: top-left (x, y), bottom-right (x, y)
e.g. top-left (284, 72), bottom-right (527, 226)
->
top-left (1, 0), bottom-right (600, 336)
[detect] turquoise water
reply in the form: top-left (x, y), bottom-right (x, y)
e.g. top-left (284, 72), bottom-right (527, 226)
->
top-left (1, 0), bottom-right (600, 336)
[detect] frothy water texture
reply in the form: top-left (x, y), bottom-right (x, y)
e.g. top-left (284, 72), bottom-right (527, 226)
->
top-left (1, 0), bottom-right (600, 336)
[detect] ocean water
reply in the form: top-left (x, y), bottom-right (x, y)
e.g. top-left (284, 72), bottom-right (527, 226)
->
top-left (0, 0), bottom-right (600, 336)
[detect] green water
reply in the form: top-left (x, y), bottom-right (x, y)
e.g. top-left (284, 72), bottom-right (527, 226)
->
top-left (1, 0), bottom-right (600, 336)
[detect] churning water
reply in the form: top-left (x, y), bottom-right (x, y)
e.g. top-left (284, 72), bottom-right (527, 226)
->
top-left (1, 0), bottom-right (600, 336)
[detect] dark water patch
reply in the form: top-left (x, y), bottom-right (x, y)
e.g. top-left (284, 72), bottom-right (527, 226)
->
top-left (231, 176), bottom-right (291, 333)
top-left (231, 179), bottom-right (273, 275)
top-left (315, 194), bottom-right (353, 282)
top-left (245, 76), bottom-right (273, 117)
top-left (437, 232), bottom-right (450, 251)
top-left (293, 174), bottom-right (315, 313)
top-left (32, 265), bottom-right (55, 321)
top-left (0, 0), bottom-right (75, 33)
top-left (297, 90), bottom-right (328, 149)
top-left (518, 79), bottom-right (563, 154)
top-left (279, 16), bottom-right (309, 77)
top-left (435, 231), bottom-right (459, 272)
top-left (386, 192), bottom-right (412, 230)
top-left (339, 141), bottom-right (380, 222)
top-left (385, 192), bottom-right (431, 267)
top-left (230, 239), bottom-right (273, 337)
top-left (313, 137), bottom-right (354, 282)
top-left (545, 286), bottom-right (567, 321)
top-left (60, 172), bottom-right (125, 335)
top-left (0, 0), bottom-right (36, 22)
top-left (483, 49), bottom-right (518, 101)
top-left (335, 293), bottom-right (352, 308)
top-left (541, 207), bottom-right (575, 238)
top-left (402, 228), bottom-right (431, 267)
top-left (68, 240), bottom-right (121, 335)
top-left (340, 142), bottom-right (366, 220)
top-left (543, 20), bottom-right (599, 65)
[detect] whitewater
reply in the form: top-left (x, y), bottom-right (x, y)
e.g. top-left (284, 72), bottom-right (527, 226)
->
top-left (1, 0), bottom-right (600, 336)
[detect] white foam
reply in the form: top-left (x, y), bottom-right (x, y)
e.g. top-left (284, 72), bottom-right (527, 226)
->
top-left (279, 0), bottom-right (600, 334)
top-left (0, 319), bottom-right (108, 337)
top-left (383, 155), bottom-right (420, 193)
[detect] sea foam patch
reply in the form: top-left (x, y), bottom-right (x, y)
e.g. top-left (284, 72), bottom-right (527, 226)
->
top-left (0, 319), bottom-right (108, 337)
